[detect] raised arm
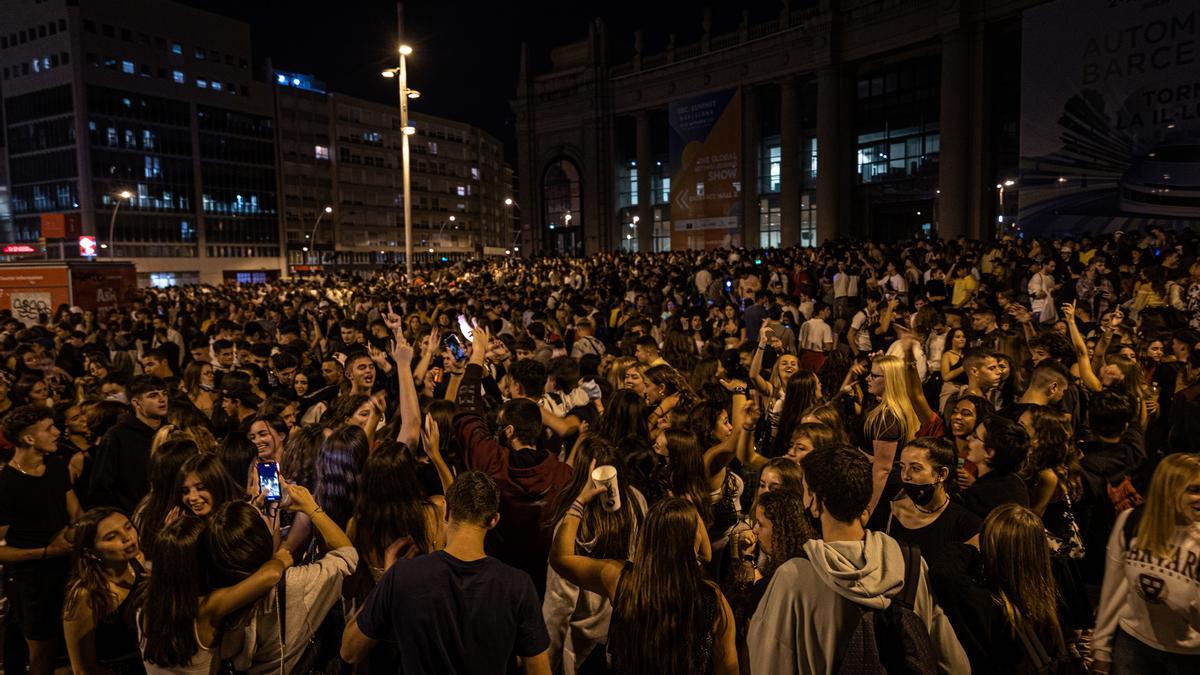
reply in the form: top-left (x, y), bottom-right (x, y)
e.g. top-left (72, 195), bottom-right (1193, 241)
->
top-left (748, 329), bottom-right (772, 396)
top-left (1063, 302), bottom-right (1102, 392)
top-left (548, 476), bottom-right (624, 599)
top-left (285, 482), bottom-right (352, 550)
top-left (384, 305), bottom-right (421, 451)
top-left (735, 398), bottom-right (769, 471)
top-left (412, 326), bottom-right (439, 385)
top-left (421, 413), bottom-right (454, 493)
top-left (704, 383), bottom-right (748, 486)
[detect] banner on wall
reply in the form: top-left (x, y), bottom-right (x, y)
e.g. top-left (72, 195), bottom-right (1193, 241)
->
top-left (668, 88), bottom-right (742, 249)
top-left (1018, 0), bottom-right (1200, 235)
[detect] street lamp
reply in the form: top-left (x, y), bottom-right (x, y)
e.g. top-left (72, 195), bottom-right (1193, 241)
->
top-left (107, 190), bottom-right (132, 258)
top-left (996, 178), bottom-right (1017, 227)
top-left (382, 45), bottom-right (421, 281)
top-left (307, 205), bottom-right (333, 265)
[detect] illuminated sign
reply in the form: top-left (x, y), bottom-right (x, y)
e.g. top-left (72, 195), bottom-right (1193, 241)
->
top-left (79, 236), bottom-right (97, 257)
top-left (2, 244), bottom-right (37, 254)
top-left (273, 70), bottom-right (326, 94)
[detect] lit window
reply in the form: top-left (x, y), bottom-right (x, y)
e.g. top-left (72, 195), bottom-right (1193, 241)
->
top-left (211, 81), bottom-right (222, 91)
top-left (121, 60), bottom-right (135, 74)
top-left (171, 42), bottom-right (182, 55)
top-left (428, 142), bottom-right (438, 155)
top-left (456, 186), bottom-right (466, 197)
top-left (314, 145), bottom-right (329, 160)
top-left (195, 48), bottom-right (205, 59)
top-left (172, 70), bottom-right (184, 84)
top-left (471, 167), bottom-right (480, 180)
top-left (196, 78), bottom-right (207, 88)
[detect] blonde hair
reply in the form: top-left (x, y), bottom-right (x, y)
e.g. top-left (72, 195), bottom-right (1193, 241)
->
top-left (608, 357), bottom-right (639, 393)
top-left (864, 355), bottom-right (919, 442)
top-left (1136, 453), bottom-right (1200, 558)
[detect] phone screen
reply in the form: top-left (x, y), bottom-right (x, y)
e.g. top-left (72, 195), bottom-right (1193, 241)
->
top-left (444, 334), bottom-right (467, 361)
top-left (457, 314), bottom-right (474, 342)
top-left (257, 461), bottom-right (281, 502)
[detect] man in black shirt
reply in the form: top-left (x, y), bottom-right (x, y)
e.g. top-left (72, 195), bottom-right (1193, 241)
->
top-left (962, 414), bottom-right (1031, 519)
top-left (87, 375), bottom-right (168, 512)
top-left (0, 404), bottom-right (81, 675)
top-left (341, 471), bottom-right (551, 674)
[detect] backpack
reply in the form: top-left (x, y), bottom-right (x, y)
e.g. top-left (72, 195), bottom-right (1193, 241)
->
top-left (834, 542), bottom-right (938, 675)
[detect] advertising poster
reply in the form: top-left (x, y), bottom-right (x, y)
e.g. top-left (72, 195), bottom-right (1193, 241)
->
top-left (668, 88), bottom-right (742, 249)
top-left (0, 267), bottom-right (70, 325)
top-left (1018, 0), bottom-right (1200, 235)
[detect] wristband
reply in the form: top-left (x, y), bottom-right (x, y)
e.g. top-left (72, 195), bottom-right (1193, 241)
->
top-left (730, 386), bottom-right (748, 396)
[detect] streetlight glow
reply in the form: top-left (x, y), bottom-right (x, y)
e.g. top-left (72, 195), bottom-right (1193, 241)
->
top-left (448, 215), bottom-right (456, 221)
top-left (402, 126), bottom-right (416, 135)
top-left (381, 70), bottom-right (395, 78)
top-left (504, 198), bottom-right (514, 206)
top-left (324, 206), bottom-right (333, 213)
top-left (399, 45), bottom-right (413, 56)
top-left (1003, 179), bottom-right (1016, 187)
top-left (407, 91), bottom-right (420, 99)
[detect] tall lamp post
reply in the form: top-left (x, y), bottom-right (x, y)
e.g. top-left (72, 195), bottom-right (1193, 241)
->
top-left (106, 190), bottom-right (132, 258)
top-left (383, 46), bottom-right (420, 281)
top-left (303, 205), bottom-right (334, 265)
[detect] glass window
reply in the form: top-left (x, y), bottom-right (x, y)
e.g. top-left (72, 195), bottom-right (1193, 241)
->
top-left (760, 138), bottom-right (782, 193)
top-left (211, 81), bottom-right (222, 91)
top-left (172, 70), bottom-right (184, 84)
top-left (759, 196), bottom-right (781, 248)
top-left (314, 145), bottom-right (329, 160)
top-left (617, 162), bottom-right (638, 208)
top-left (195, 48), bottom-right (205, 59)
top-left (171, 42), bottom-right (183, 55)
top-left (121, 60), bottom-right (135, 74)
top-left (196, 78), bottom-right (207, 89)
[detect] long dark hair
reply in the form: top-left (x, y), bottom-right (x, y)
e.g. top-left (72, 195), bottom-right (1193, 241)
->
top-left (174, 453), bottom-right (243, 516)
top-left (352, 442), bottom-right (436, 566)
top-left (609, 498), bottom-right (724, 674)
top-left (281, 423), bottom-right (325, 489)
top-left (425, 399), bottom-right (463, 473)
top-left (548, 436), bottom-right (641, 560)
top-left (137, 515), bottom-right (206, 667)
top-left (202, 501), bottom-right (274, 589)
top-left (315, 424), bottom-right (367, 528)
top-left (663, 429), bottom-right (712, 524)
top-left (771, 372), bottom-right (823, 457)
top-left (64, 507), bottom-right (132, 622)
top-left (134, 439), bottom-right (198, 560)
top-left (592, 389), bottom-right (649, 446)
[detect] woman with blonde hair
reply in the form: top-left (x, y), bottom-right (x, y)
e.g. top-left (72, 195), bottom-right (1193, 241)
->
top-left (1092, 453), bottom-right (1200, 673)
top-left (863, 354), bottom-right (921, 524)
top-left (608, 357), bottom-right (642, 395)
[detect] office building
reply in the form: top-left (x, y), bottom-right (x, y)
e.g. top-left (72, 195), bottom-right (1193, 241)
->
top-left (0, 0), bottom-right (280, 285)
top-left (512, 0), bottom-right (1036, 255)
top-left (273, 72), bottom-right (512, 273)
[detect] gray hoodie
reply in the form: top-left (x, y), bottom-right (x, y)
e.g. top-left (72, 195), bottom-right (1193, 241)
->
top-left (747, 530), bottom-right (969, 675)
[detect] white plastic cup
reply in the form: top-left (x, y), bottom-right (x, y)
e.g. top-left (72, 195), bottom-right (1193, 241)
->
top-left (591, 464), bottom-right (621, 512)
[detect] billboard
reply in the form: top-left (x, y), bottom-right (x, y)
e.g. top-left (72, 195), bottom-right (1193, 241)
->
top-left (668, 88), bottom-right (742, 249)
top-left (0, 267), bottom-right (70, 325)
top-left (1018, 0), bottom-right (1200, 235)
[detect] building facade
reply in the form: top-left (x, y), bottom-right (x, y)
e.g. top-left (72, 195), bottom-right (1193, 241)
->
top-left (273, 73), bottom-right (512, 273)
top-left (0, 0), bottom-right (283, 285)
top-left (512, 0), bottom-right (1037, 256)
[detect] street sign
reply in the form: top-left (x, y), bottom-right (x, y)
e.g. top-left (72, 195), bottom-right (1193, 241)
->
top-left (79, 236), bottom-right (97, 257)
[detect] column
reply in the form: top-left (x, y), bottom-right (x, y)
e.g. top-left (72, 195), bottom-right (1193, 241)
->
top-left (780, 77), bottom-right (800, 248)
top-left (938, 30), bottom-right (969, 239)
top-left (635, 111), bottom-right (654, 252)
top-left (742, 85), bottom-right (761, 248)
top-left (966, 27), bottom-right (989, 239)
top-left (816, 66), bottom-right (841, 245)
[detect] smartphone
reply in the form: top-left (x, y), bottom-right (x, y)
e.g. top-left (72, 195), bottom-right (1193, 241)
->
top-left (725, 280), bottom-right (733, 290)
top-left (256, 461), bottom-right (281, 503)
top-left (457, 314), bottom-right (474, 342)
top-left (956, 458), bottom-right (965, 471)
top-left (444, 334), bottom-right (468, 361)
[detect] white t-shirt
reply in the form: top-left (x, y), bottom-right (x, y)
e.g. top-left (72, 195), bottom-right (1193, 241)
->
top-left (850, 310), bottom-right (875, 353)
top-left (798, 317), bottom-right (833, 352)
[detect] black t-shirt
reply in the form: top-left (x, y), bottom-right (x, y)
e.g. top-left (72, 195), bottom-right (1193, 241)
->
top-left (887, 500), bottom-right (982, 566)
top-left (357, 551), bottom-right (549, 675)
top-left (0, 459), bottom-right (71, 571)
top-left (962, 471), bottom-right (1031, 519)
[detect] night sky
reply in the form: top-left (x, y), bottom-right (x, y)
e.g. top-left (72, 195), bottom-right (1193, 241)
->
top-left (178, 0), bottom-right (787, 162)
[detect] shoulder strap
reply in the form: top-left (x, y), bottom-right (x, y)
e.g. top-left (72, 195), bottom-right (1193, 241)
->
top-left (277, 570), bottom-right (287, 647)
top-left (1014, 613), bottom-right (1052, 670)
top-left (897, 542), bottom-right (923, 610)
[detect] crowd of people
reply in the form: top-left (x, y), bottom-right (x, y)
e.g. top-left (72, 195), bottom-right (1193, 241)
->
top-left (1, 228), bottom-right (1200, 674)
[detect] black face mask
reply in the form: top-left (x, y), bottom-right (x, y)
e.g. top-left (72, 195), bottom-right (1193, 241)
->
top-left (902, 481), bottom-right (938, 507)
